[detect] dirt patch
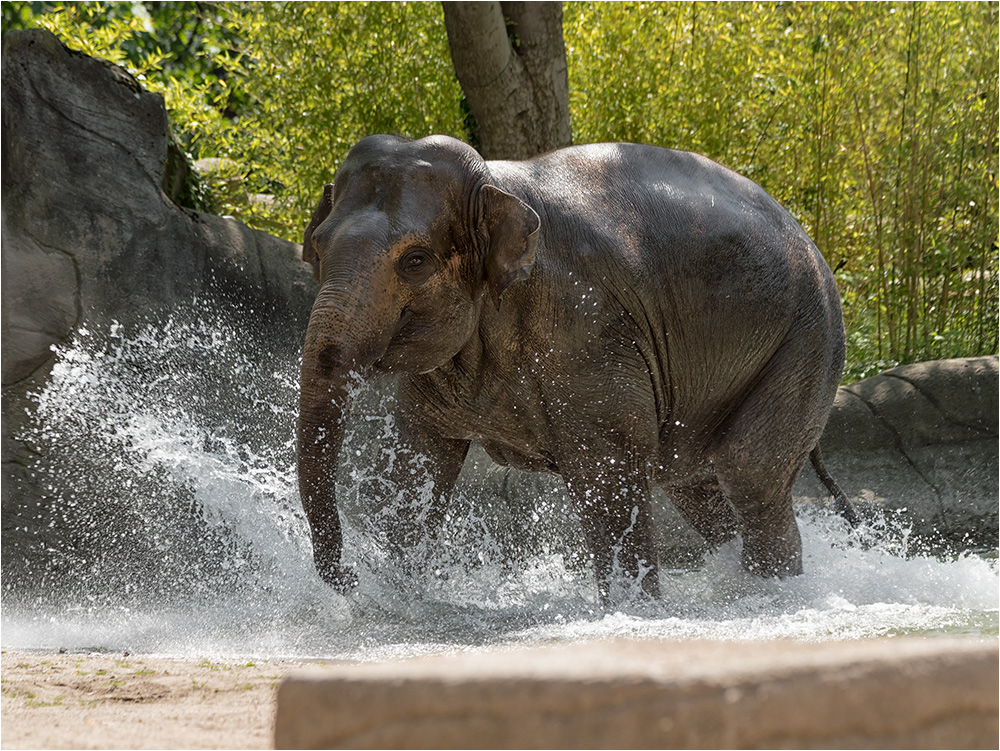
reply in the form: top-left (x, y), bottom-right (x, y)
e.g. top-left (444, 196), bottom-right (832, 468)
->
top-left (0, 652), bottom-right (317, 749)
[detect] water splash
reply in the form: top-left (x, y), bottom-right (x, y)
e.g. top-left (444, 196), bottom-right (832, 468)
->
top-left (3, 312), bottom-right (996, 659)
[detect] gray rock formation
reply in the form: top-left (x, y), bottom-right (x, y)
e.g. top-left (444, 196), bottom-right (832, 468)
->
top-left (1, 29), bottom-right (316, 588)
top-left (1, 29), bottom-right (315, 388)
top-left (794, 356), bottom-right (998, 550)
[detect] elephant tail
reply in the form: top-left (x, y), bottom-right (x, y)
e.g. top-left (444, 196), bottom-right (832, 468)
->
top-left (809, 446), bottom-right (862, 528)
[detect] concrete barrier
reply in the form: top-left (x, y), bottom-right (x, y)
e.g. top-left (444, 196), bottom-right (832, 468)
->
top-left (274, 638), bottom-right (997, 749)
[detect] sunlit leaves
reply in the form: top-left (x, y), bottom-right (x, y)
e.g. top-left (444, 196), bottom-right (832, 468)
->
top-left (8, 1), bottom-right (997, 376)
top-left (205, 2), bottom-right (465, 238)
top-left (564, 1), bottom-right (998, 376)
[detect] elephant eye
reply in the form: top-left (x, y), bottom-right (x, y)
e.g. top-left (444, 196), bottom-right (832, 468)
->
top-left (398, 248), bottom-right (436, 283)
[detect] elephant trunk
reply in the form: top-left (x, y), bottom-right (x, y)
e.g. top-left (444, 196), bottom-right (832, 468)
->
top-left (297, 358), bottom-right (353, 590)
top-left (296, 284), bottom-right (393, 591)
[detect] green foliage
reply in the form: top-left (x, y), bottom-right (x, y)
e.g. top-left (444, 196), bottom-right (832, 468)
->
top-left (202, 1), bottom-right (465, 236)
top-left (6, 2), bottom-right (167, 73)
top-left (1, 2), bottom-right (39, 32)
top-left (6, 1), bottom-right (997, 377)
top-left (565, 1), bottom-right (998, 375)
top-left (2, 2), bottom-right (236, 79)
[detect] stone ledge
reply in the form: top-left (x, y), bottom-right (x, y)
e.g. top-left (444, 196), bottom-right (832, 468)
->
top-left (274, 638), bottom-right (998, 749)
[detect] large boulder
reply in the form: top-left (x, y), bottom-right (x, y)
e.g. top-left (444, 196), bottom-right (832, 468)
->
top-left (1, 29), bottom-right (315, 387)
top-left (1, 29), bottom-right (317, 587)
top-left (794, 356), bottom-right (998, 550)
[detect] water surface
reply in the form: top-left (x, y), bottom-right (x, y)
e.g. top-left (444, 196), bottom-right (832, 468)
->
top-left (3, 313), bottom-right (996, 660)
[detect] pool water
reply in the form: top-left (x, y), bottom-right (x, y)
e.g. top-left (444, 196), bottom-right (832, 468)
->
top-left (3, 314), bottom-right (996, 660)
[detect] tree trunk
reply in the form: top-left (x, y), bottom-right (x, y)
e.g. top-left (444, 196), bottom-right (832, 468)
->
top-left (442, 1), bottom-right (572, 160)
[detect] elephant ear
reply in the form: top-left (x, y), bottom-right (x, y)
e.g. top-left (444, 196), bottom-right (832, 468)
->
top-left (480, 184), bottom-right (541, 310)
top-left (302, 183), bottom-right (335, 283)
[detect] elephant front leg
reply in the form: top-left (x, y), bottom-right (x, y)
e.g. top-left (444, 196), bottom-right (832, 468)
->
top-left (563, 469), bottom-right (660, 608)
top-left (373, 400), bottom-right (470, 568)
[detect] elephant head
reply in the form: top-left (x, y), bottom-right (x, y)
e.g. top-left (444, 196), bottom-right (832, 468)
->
top-left (296, 135), bottom-right (540, 589)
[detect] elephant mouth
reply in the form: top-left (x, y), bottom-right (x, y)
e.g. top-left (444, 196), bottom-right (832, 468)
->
top-left (372, 308), bottom-right (415, 372)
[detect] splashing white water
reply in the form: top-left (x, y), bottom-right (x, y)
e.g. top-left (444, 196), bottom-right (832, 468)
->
top-left (3, 314), bottom-right (997, 659)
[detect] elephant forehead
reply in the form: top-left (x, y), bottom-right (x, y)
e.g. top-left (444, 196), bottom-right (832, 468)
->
top-left (342, 152), bottom-right (465, 201)
top-left (344, 160), bottom-right (462, 215)
top-left (317, 203), bottom-right (443, 262)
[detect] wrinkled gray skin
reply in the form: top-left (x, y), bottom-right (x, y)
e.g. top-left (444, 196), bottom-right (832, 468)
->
top-left (298, 134), bottom-right (850, 606)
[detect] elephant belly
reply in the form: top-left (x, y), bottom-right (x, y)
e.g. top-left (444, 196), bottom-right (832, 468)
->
top-left (479, 439), bottom-right (558, 474)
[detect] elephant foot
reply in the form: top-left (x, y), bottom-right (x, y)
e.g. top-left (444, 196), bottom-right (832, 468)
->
top-left (740, 532), bottom-right (803, 577)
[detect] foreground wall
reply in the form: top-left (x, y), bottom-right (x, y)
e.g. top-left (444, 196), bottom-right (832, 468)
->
top-left (274, 638), bottom-right (998, 749)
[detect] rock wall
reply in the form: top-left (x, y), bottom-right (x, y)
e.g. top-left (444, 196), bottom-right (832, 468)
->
top-left (1, 29), bottom-right (315, 388)
top-left (794, 356), bottom-right (998, 549)
top-left (1, 29), bottom-right (317, 583)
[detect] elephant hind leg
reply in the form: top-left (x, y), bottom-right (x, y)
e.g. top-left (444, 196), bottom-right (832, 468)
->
top-left (709, 344), bottom-right (835, 577)
top-left (724, 478), bottom-right (803, 577)
top-left (711, 437), bottom-right (810, 577)
top-left (663, 481), bottom-right (738, 548)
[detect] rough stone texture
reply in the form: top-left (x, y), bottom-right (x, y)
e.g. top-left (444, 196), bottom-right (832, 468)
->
top-left (1, 29), bottom-right (316, 582)
top-left (1, 30), bottom-right (315, 389)
top-left (794, 356), bottom-right (999, 549)
top-left (274, 638), bottom-right (998, 749)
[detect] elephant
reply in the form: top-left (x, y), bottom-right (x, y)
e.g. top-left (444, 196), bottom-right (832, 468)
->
top-left (297, 134), bottom-right (859, 606)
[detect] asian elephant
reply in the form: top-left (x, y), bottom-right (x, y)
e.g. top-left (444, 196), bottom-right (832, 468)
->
top-left (297, 134), bottom-right (858, 606)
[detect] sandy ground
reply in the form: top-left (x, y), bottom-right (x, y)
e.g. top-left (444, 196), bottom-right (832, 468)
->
top-left (0, 651), bottom-right (321, 749)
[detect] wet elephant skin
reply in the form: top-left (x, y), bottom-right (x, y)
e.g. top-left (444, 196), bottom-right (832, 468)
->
top-left (297, 134), bottom-right (847, 606)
